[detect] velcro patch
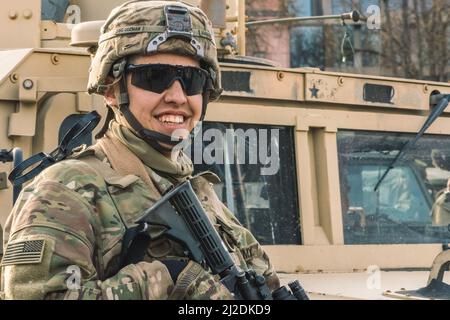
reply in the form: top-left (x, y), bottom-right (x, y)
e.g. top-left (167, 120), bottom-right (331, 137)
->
top-left (1, 239), bottom-right (45, 266)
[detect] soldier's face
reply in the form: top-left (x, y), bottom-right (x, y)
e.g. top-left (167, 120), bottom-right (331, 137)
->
top-left (116, 53), bottom-right (203, 147)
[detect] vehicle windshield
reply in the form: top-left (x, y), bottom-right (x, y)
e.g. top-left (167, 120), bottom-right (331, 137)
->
top-left (338, 130), bottom-right (450, 244)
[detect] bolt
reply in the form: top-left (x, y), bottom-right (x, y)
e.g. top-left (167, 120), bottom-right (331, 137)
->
top-left (51, 54), bottom-right (60, 65)
top-left (23, 79), bottom-right (34, 90)
top-left (9, 73), bottom-right (19, 83)
top-left (23, 9), bottom-right (33, 19)
top-left (338, 77), bottom-right (345, 86)
top-left (8, 10), bottom-right (18, 20)
top-left (277, 71), bottom-right (285, 81)
top-left (423, 84), bottom-right (429, 93)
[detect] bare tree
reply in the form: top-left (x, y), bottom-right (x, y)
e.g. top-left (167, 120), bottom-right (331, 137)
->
top-left (380, 0), bottom-right (449, 81)
top-left (245, 0), bottom-right (448, 81)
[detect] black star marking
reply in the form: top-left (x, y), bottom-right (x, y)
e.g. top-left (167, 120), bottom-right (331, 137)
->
top-left (309, 84), bottom-right (319, 98)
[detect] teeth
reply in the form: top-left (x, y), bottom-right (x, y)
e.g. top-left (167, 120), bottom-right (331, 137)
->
top-left (158, 115), bottom-right (184, 124)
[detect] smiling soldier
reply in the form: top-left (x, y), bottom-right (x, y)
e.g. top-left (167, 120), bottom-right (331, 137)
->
top-left (1, 1), bottom-right (280, 300)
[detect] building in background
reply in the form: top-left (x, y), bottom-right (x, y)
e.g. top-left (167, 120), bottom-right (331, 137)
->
top-left (246, 0), bottom-right (449, 82)
top-left (245, 0), bottom-right (292, 66)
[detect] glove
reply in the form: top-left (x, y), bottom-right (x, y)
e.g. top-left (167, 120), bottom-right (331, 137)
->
top-left (168, 261), bottom-right (234, 300)
top-left (116, 261), bottom-right (175, 300)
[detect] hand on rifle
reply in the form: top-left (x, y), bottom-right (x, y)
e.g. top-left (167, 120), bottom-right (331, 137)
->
top-left (162, 259), bottom-right (234, 300)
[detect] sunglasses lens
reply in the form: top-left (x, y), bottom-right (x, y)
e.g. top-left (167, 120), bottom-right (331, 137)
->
top-left (129, 64), bottom-right (208, 96)
top-left (183, 67), bottom-right (207, 95)
top-left (130, 65), bottom-right (171, 93)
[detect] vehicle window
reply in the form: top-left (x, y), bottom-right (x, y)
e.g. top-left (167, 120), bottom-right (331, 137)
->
top-left (41, 0), bottom-right (70, 22)
top-left (191, 122), bottom-right (301, 245)
top-left (338, 130), bottom-right (450, 244)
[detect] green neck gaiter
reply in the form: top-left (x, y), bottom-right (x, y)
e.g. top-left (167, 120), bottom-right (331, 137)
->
top-left (108, 120), bottom-right (194, 181)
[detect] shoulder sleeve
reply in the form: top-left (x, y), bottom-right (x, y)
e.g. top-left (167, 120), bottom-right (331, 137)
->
top-left (1, 161), bottom-right (174, 300)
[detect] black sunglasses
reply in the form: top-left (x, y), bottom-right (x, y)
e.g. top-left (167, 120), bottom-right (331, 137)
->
top-left (126, 63), bottom-right (211, 96)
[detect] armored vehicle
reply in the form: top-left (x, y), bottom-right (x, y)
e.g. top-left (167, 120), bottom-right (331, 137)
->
top-left (1, 0), bottom-right (449, 299)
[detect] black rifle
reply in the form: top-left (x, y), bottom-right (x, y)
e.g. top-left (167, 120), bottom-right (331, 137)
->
top-left (122, 179), bottom-right (309, 300)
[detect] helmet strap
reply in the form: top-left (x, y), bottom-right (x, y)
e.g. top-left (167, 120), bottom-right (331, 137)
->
top-left (95, 106), bottom-right (115, 139)
top-left (117, 71), bottom-right (190, 154)
top-left (200, 78), bottom-right (212, 122)
top-left (109, 59), bottom-right (211, 154)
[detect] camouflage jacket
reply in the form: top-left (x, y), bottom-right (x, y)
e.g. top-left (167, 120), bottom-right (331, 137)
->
top-left (1, 128), bottom-right (279, 300)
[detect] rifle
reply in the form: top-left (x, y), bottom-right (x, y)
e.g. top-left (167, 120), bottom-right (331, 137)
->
top-left (121, 179), bottom-right (309, 300)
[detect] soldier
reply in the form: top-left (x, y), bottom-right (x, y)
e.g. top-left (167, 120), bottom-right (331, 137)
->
top-left (0, 1), bottom-right (280, 300)
top-left (431, 178), bottom-right (450, 227)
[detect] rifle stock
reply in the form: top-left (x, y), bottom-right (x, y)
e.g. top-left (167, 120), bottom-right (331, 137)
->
top-left (129, 179), bottom-right (308, 300)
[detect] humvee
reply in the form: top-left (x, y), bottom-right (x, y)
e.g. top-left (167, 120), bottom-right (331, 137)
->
top-left (0, 0), bottom-right (449, 299)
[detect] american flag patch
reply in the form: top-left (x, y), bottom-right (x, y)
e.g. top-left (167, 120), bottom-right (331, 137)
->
top-left (1, 239), bottom-right (45, 266)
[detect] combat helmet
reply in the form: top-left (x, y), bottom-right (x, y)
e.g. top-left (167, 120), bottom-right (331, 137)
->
top-left (88, 0), bottom-right (221, 150)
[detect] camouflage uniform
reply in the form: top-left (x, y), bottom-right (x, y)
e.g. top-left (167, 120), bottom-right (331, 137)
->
top-left (0, 1), bottom-right (280, 300)
top-left (1, 121), bottom-right (279, 300)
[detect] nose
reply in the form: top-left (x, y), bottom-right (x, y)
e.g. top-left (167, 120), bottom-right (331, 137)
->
top-left (164, 79), bottom-right (187, 106)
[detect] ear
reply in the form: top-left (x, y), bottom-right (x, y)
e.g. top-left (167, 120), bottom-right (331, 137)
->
top-left (103, 76), bottom-right (118, 108)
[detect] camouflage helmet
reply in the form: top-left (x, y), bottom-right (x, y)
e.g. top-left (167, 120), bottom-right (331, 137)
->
top-left (88, 0), bottom-right (222, 101)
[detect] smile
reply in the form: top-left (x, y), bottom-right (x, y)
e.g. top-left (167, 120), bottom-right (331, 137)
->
top-left (157, 114), bottom-right (185, 124)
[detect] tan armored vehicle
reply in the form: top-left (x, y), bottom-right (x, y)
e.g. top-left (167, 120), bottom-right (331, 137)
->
top-left (1, 0), bottom-right (449, 299)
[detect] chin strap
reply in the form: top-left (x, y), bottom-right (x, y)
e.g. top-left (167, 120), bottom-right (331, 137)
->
top-left (109, 60), bottom-right (212, 154)
top-left (95, 106), bottom-right (115, 139)
top-left (98, 59), bottom-right (212, 153)
top-left (118, 74), bottom-right (179, 153)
